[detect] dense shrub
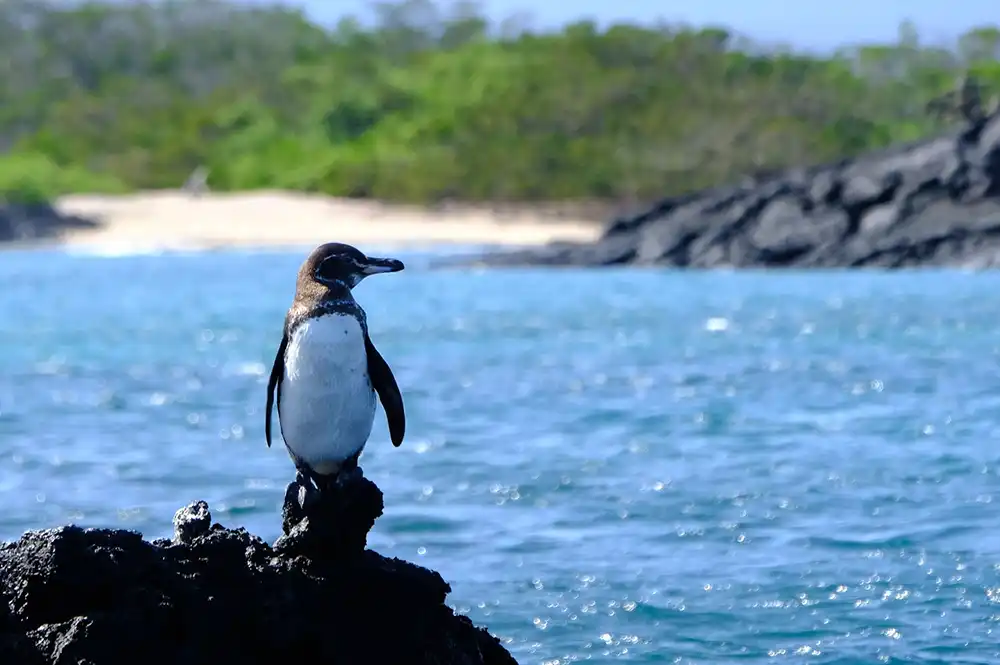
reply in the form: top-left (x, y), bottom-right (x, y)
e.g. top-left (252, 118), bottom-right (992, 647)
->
top-left (1, 0), bottom-right (998, 202)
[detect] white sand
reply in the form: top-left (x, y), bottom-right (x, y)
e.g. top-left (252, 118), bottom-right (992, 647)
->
top-left (49, 190), bottom-right (603, 252)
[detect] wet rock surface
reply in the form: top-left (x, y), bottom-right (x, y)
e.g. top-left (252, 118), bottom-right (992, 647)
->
top-left (0, 474), bottom-right (516, 665)
top-left (470, 109), bottom-right (1000, 269)
top-left (0, 202), bottom-right (99, 244)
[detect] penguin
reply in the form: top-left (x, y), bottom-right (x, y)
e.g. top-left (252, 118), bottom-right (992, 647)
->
top-left (265, 242), bottom-right (405, 491)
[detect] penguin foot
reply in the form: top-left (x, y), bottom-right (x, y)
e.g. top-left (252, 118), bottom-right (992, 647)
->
top-left (291, 464), bottom-right (364, 511)
top-left (293, 470), bottom-right (322, 511)
top-left (336, 466), bottom-right (364, 487)
top-left (300, 484), bottom-right (323, 512)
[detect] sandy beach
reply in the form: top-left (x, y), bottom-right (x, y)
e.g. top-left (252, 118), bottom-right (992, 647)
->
top-left (46, 190), bottom-right (603, 252)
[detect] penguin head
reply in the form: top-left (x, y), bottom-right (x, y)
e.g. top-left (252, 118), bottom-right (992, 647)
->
top-left (305, 242), bottom-right (405, 289)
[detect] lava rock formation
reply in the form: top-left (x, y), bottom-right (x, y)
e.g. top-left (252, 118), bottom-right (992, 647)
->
top-left (0, 202), bottom-right (99, 244)
top-left (0, 474), bottom-right (517, 665)
top-left (472, 105), bottom-right (1000, 269)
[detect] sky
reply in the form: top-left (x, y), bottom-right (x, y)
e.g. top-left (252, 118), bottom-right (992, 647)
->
top-left (256, 0), bottom-right (999, 52)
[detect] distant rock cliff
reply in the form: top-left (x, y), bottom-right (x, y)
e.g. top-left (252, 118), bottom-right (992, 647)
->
top-left (0, 476), bottom-right (517, 665)
top-left (473, 105), bottom-right (1000, 269)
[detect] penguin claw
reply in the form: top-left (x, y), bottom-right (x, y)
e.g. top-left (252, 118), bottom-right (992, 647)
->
top-left (293, 471), bottom-right (321, 511)
top-left (298, 483), bottom-right (321, 511)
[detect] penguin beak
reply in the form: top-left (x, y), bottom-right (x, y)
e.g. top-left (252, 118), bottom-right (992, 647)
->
top-left (361, 256), bottom-right (405, 275)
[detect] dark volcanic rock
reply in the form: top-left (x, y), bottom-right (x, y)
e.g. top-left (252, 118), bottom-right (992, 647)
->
top-left (470, 108), bottom-right (1000, 269)
top-left (0, 474), bottom-right (517, 665)
top-left (0, 201), bottom-right (100, 244)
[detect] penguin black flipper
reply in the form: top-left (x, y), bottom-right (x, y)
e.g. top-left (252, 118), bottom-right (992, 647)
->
top-left (265, 330), bottom-right (289, 449)
top-left (365, 333), bottom-right (405, 447)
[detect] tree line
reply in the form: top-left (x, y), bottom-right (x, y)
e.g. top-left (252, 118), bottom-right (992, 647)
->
top-left (1, 0), bottom-right (999, 204)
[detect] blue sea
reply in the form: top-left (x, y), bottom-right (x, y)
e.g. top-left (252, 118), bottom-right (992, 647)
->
top-left (3, 247), bottom-right (1000, 664)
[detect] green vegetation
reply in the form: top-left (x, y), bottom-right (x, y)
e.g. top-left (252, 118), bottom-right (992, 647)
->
top-left (1, 0), bottom-right (999, 204)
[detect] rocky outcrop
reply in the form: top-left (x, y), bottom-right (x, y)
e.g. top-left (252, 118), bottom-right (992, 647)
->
top-left (0, 475), bottom-right (517, 665)
top-left (0, 201), bottom-right (99, 243)
top-left (472, 107), bottom-right (1000, 269)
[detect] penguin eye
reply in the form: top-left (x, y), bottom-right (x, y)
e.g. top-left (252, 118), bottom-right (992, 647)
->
top-left (315, 254), bottom-right (346, 283)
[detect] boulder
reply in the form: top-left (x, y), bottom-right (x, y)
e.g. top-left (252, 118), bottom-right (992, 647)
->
top-left (0, 474), bottom-right (517, 665)
top-left (0, 202), bottom-right (99, 244)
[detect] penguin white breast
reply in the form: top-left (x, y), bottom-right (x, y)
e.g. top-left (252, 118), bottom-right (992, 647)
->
top-left (279, 313), bottom-right (376, 474)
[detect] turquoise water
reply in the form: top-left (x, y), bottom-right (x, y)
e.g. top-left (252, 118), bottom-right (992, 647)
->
top-left (3, 249), bottom-right (1000, 664)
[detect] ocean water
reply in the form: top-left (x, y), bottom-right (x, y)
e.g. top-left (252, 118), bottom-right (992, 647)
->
top-left (3, 248), bottom-right (1000, 664)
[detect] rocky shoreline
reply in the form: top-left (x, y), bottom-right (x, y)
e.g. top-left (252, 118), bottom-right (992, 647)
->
top-left (0, 201), bottom-right (99, 243)
top-left (469, 106), bottom-right (1000, 269)
top-left (0, 475), bottom-right (517, 665)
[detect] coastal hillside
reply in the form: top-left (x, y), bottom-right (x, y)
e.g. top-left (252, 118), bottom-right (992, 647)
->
top-left (1, 0), bottom-right (999, 207)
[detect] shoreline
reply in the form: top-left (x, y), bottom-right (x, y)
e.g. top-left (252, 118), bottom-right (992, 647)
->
top-left (8, 190), bottom-right (603, 253)
top-left (471, 110), bottom-right (1000, 270)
